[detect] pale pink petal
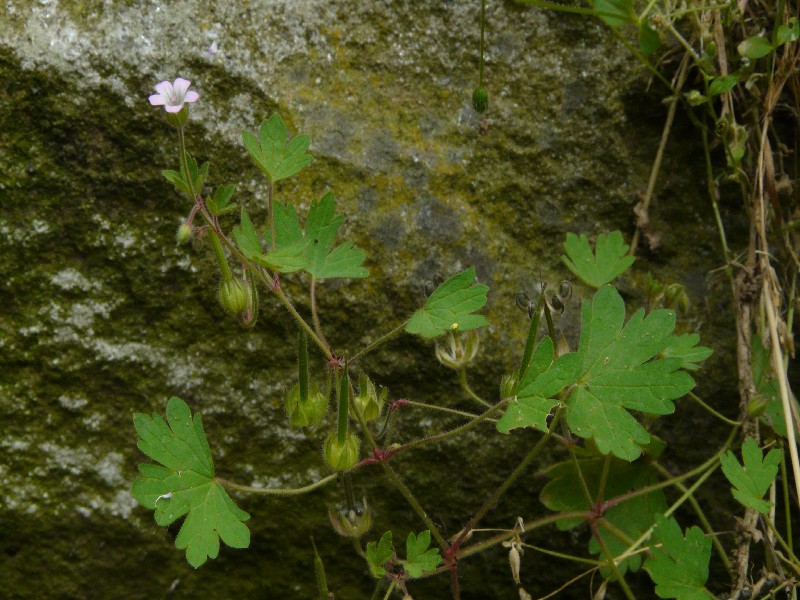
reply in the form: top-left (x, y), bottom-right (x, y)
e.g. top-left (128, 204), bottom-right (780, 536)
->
top-left (183, 91), bottom-right (199, 103)
top-left (165, 104), bottom-right (183, 113)
top-left (154, 81), bottom-right (173, 96)
top-left (173, 78), bottom-right (191, 98)
top-left (149, 93), bottom-right (166, 106)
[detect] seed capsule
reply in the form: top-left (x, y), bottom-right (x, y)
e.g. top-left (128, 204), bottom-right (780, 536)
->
top-left (472, 86), bottom-right (489, 113)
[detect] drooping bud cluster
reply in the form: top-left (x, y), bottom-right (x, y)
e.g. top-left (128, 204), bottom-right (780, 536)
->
top-left (218, 278), bottom-right (251, 316)
top-left (323, 431), bottom-right (360, 471)
top-left (352, 372), bottom-right (386, 421)
top-left (286, 383), bottom-right (328, 428)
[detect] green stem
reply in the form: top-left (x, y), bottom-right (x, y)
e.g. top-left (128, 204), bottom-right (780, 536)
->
top-left (177, 126), bottom-right (197, 198)
top-left (349, 386), bottom-right (448, 550)
top-left (298, 329), bottom-right (309, 401)
top-left (522, 543), bottom-right (604, 566)
top-left (268, 180), bottom-right (276, 249)
top-left (405, 400), bottom-right (486, 421)
top-left (650, 462), bottom-right (733, 574)
top-left (395, 399), bottom-right (508, 454)
top-left (453, 410), bottom-right (563, 549)
top-left (701, 127), bottom-right (734, 276)
top-left (337, 368), bottom-right (350, 444)
top-left (216, 473), bottom-right (338, 496)
top-left (350, 320), bottom-right (409, 364)
top-left (310, 277), bottom-right (332, 351)
top-left (459, 368), bottom-right (492, 408)
top-left (688, 391), bottom-right (741, 426)
top-left (479, 0), bottom-right (486, 86)
top-left (210, 234), bottom-right (233, 282)
top-left (597, 454), bottom-right (612, 501)
top-left (457, 510), bottom-right (589, 559)
top-left (591, 522), bottom-right (636, 600)
top-left (781, 445), bottom-right (794, 553)
top-left (518, 291), bottom-right (545, 382)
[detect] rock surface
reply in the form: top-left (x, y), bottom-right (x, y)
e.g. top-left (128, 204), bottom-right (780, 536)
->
top-left (0, 1), bottom-right (729, 597)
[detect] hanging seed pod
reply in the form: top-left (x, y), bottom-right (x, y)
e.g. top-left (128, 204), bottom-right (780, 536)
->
top-left (352, 372), bottom-right (383, 421)
top-left (218, 278), bottom-right (251, 316)
top-left (323, 431), bottom-right (360, 471)
top-left (328, 497), bottom-right (372, 538)
top-left (285, 384), bottom-right (328, 428)
top-left (472, 86), bottom-right (489, 113)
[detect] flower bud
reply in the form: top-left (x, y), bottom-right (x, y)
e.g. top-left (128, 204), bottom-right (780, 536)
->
top-left (286, 383), bottom-right (328, 428)
top-left (472, 86), bottom-right (489, 113)
top-left (323, 431), bottom-right (360, 471)
top-left (218, 278), bottom-right (250, 316)
top-left (501, 373), bottom-right (518, 399)
top-left (435, 331), bottom-right (480, 370)
top-left (176, 222), bottom-right (194, 245)
top-left (328, 497), bottom-right (372, 538)
top-left (352, 373), bottom-right (384, 421)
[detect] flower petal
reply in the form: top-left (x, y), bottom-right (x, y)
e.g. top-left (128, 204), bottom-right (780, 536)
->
top-left (165, 104), bottom-right (184, 113)
top-left (149, 93), bottom-right (166, 106)
top-left (172, 78), bottom-right (191, 98)
top-left (154, 81), bottom-right (173, 96)
top-left (183, 91), bottom-right (199, 103)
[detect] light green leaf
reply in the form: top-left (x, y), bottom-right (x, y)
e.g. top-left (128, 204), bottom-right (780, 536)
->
top-left (242, 114), bottom-right (313, 182)
top-left (162, 169), bottom-right (191, 195)
top-left (562, 231), bottom-right (635, 288)
top-left (565, 285), bottom-right (700, 460)
top-left (777, 18), bottom-right (800, 46)
top-left (405, 268), bottom-right (489, 339)
top-left (404, 531), bottom-right (441, 578)
top-left (660, 333), bottom-right (713, 371)
top-left (639, 21), bottom-right (660, 55)
top-left (708, 75), bottom-right (739, 97)
top-left (132, 397), bottom-right (250, 568)
top-left (497, 337), bottom-right (580, 433)
top-left (593, 0), bottom-right (635, 25)
top-left (365, 531), bottom-right (394, 578)
top-left (232, 207), bottom-right (263, 261)
top-left (738, 36), bottom-right (774, 59)
top-left (540, 456), bottom-right (667, 575)
top-left (720, 437), bottom-right (781, 513)
top-left (644, 515), bottom-right (714, 600)
top-left (179, 153), bottom-right (208, 194)
top-left (207, 184), bottom-right (237, 216)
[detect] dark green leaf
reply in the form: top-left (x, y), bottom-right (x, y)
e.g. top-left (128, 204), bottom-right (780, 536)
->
top-left (593, 0), bottom-right (635, 26)
top-left (639, 21), bottom-right (661, 55)
top-left (365, 531), bottom-right (394, 578)
top-left (644, 515), bottom-right (714, 600)
top-left (777, 18), bottom-right (800, 46)
top-left (162, 169), bottom-right (191, 195)
top-left (562, 231), bottom-right (635, 288)
top-left (132, 397), bottom-right (250, 568)
top-left (540, 456), bottom-right (667, 575)
top-left (660, 334), bottom-right (713, 371)
top-left (304, 192), bottom-right (368, 279)
top-left (404, 531), bottom-right (441, 578)
top-left (405, 268), bottom-right (489, 339)
top-left (738, 36), bottom-right (774, 59)
top-left (565, 285), bottom-right (699, 460)
top-left (207, 184), bottom-right (237, 216)
top-left (708, 75), bottom-right (739, 96)
top-left (720, 437), bottom-right (781, 513)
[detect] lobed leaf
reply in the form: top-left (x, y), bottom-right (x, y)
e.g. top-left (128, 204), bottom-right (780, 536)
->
top-left (405, 268), bottom-right (489, 339)
top-left (593, 0), bottom-right (635, 26)
top-left (565, 285), bottom-right (701, 460)
top-left (132, 397), bottom-right (250, 568)
top-left (720, 437), bottom-right (781, 513)
top-left (562, 231), bottom-right (635, 288)
top-left (207, 184), bottom-right (237, 216)
top-left (365, 531), bottom-right (394, 578)
top-left (404, 531), bottom-right (441, 578)
top-left (242, 114), bottom-right (313, 182)
top-left (644, 515), bottom-right (714, 600)
top-left (540, 455), bottom-right (667, 575)
top-left (232, 207), bottom-right (263, 261)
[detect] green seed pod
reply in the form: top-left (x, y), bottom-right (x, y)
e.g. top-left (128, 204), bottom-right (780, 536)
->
top-left (352, 373), bottom-right (382, 421)
top-left (328, 497), bottom-right (372, 539)
top-left (176, 222), bottom-right (193, 245)
top-left (472, 86), bottom-right (489, 114)
top-left (218, 278), bottom-right (250, 316)
top-left (323, 431), bottom-right (360, 471)
top-left (286, 383), bottom-right (328, 428)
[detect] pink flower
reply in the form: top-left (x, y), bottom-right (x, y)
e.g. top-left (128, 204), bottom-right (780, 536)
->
top-left (148, 78), bottom-right (199, 113)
